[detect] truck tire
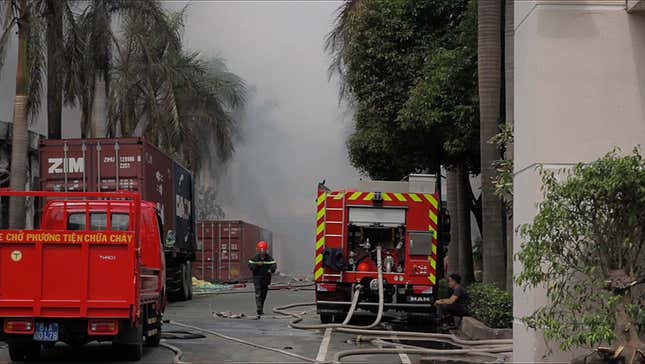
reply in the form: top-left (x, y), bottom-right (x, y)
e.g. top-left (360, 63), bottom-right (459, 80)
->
top-left (8, 342), bottom-right (41, 362)
top-left (145, 312), bottom-right (162, 347)
top-left (333, 313), bottom-right (347, 324)
top-left (186, 261), bottom-right (193, 300)
top-left (320, 314), bottom-right (334, 324)
top-left (123, 339), bottom-right (143, 361)
top-left (179, 261), bottom-right (190, 301)
top-left (115, 324), bottom-right (143, 361)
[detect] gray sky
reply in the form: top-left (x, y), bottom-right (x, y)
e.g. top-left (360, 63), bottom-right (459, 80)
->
top-left (0, 1), bottom-right (360, 274)
top-left (170, 1), bottom-right (359, 273)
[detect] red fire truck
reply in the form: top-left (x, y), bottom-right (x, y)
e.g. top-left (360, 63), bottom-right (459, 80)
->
top-left (0, 190), bottom-right (164, 361)
top-left (314, 175), bottom-right (448, 323)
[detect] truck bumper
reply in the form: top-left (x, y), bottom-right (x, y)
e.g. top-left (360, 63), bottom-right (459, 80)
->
top-left (316, 300), bottom-right (434, 313)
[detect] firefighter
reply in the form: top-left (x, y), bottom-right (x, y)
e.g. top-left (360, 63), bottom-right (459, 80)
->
top-left (248, 240), bottom-right (277, 316)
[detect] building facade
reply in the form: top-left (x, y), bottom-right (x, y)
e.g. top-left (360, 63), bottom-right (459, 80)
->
top-left (514, 0), bottom-right (645, 361)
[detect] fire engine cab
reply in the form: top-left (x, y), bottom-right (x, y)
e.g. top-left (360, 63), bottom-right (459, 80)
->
top-left (314, 174), bottom-right (449, 323)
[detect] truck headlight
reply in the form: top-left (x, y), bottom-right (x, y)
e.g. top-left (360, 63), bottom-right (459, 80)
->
top-left (369, 278), bottom-right (379, 291)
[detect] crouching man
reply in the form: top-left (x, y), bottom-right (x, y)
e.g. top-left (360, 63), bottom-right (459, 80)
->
top-left (435, 273), bottom-right (469, 324)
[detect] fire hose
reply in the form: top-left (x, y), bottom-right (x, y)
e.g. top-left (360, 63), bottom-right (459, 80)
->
top-left (277, 246), bottom-right (385, 330)
top-left (272, 246), bottom-right (512, 363)
top-left (167, 246), bottom-right (512, 363)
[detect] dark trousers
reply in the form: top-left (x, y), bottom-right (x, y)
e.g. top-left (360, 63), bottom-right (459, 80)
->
top-left (253, 275), bottom-right (271, 313)
top-left (436, 303), bottom-right (468, 318)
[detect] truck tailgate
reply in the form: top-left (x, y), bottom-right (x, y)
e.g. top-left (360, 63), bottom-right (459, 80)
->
top-left (0, 230), bottom-right (136, 318)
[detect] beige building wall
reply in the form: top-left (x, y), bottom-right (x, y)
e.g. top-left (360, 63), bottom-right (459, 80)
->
top-left (514, 1), bottom-right (645, 362)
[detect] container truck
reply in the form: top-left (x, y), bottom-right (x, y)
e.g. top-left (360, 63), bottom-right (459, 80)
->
top-left (39, 138), bottom-right (196, 301)
top-left (194, 220), bottom-right (273, 283)
top-left (313, 174), bottom-right (449, 323)
top-left (0, 190), bottom-right (164, 361)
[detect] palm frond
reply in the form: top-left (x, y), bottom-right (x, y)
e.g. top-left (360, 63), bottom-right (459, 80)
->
top-left (106, 6), bottom-right (245, 167)
top-left (25, 1), bottom-right (46, 122)
top-left (61, 0), bottom-right (85, 106)
top-left (324, 0), bottom-right (362, 102)
top-left (0, 1), bottom-right (19, 74)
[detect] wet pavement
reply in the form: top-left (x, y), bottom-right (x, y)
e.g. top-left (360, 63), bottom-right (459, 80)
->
top-left (0, 286), bottom-right (436, 363)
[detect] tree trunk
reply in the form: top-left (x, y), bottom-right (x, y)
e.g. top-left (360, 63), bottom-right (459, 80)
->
top-left (478, 0), bottom-right (506, 289)
top-left (456, 165), bottom-right (474, 284)
top-left (90, 76), bottom-right (107, 137)
top-left (8, 0), bottom-right (30, 229)
top-left (46, 0), bottom-right (63, 140)
top-left (446, 170), bottom-right (459, 275)
top-left (504, 0), bottom-right (514, 292)
top-left (614, 294), bottom-right (644, 364)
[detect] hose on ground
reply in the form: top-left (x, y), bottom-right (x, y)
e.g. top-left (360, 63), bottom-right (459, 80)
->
top-left (354, 335), bottom-right (512, 347)
top-left (270, 245), bottom-right (511, 362)
top-left (160, 340), bottom-right (186, 364)
top-left (168, 320), bottom-right (318, 363)
top-left (370, 338), bottom-right (511, 352)
top-left (334, 328), bottom-right (512, 346)
top-left (331, 347), bottom-right (509, 364)
top-left (273, 247), bottom-right (385, 331)
top-left (188, 247), bottom-right (510, 363)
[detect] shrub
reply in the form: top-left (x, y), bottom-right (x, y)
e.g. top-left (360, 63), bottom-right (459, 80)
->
top-left (467, 283), bottom-right (513, 329)
top-left (437, 278), bottom-right (452, 299)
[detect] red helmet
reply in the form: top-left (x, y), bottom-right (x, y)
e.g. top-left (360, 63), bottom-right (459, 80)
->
top-left (256, 240), bottom-right (268, 251)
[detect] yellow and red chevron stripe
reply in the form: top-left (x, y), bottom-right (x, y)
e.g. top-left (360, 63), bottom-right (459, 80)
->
top-left (427, 193), bottom-right (439, 284)
top-left (314, 192), bottom-right (326, 281)
top-left (343, 192), bottom-right (436, 202)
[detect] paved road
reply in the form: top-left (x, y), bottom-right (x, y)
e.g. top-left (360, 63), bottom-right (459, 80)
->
top-left (0, 286), bottom-right (434, 363)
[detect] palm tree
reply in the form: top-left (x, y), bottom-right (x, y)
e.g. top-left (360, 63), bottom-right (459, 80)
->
top-left (324, 0), bottom-right (361, 102)
top-left (1, 0), bottom-right (46, 228)
top-left (108, 9), bottom-right (245, 169)
top-left (504, 0), bottom-right (514, 291)
top-left (456, 166), bottom-right (475, 284)
top-left (44, 0), bottom-right (80, 139)
top-left (69, 0), bottom-right (173, 138)
top-left (446, 170), bottom-right (460, 274)
top-left (478, 0), bottom-right (506, 288)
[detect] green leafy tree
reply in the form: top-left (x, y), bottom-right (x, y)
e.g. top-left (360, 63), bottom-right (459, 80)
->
top-left (399, 0), bottom-right (479, 283)
top-left (327, 0), bottom-right (469, 179)
top-left (517, 149), bottom-right (645, 363)
top-left (326, 0), bottom-right (481, 283)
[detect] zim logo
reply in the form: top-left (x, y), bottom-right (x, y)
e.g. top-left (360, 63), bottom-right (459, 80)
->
top-left (48, 157), bottom-right (84, 174)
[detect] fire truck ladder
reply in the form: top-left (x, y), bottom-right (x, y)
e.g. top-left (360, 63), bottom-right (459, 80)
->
top-left (322, 192), bottom-right (346, 280)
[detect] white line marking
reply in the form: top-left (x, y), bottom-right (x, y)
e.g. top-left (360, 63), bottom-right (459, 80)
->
top-left (393, 335), bottom-right (412, 364)
top-left (315, 328), bottom-right (332, 363)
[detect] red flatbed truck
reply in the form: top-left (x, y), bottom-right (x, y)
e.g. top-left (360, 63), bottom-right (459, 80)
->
top-left (0, 190), bottom-right (165, 362)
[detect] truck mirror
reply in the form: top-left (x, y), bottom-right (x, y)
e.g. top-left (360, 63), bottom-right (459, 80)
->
top-left (165, 230), bottom-right (176, 248)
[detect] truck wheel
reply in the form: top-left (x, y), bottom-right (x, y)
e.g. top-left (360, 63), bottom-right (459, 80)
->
top-left (172, 262), bottom-right (190, 302)
top-left (8, 342), bottom-right (41, 362)
top-left (145, 313), bottom-right (162, 347)
top-left (185, 261), bottom-right (193, 300)
top-left (333, 313), bottom-right (347, 324)
top-left (115, 325), bottom-right (143, 361)
top-left (123, 339), bottom-right (143, 361)
top-left (320, 314), bottom-right (334, 324)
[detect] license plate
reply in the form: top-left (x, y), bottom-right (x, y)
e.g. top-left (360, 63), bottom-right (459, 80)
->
top-left (33, 322), bottom-right (58, 342)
